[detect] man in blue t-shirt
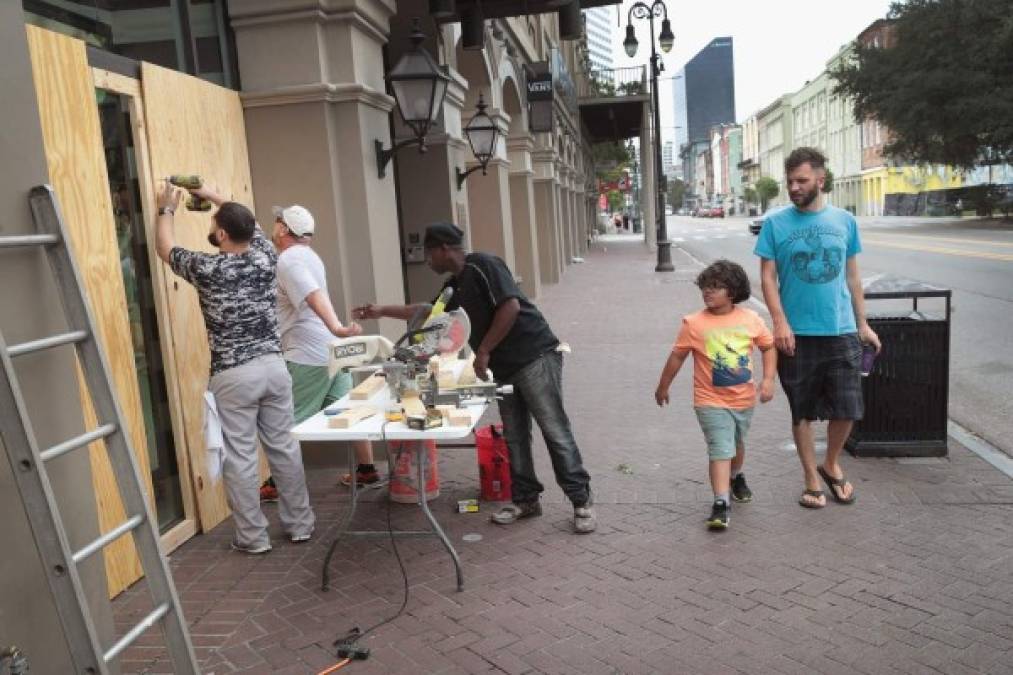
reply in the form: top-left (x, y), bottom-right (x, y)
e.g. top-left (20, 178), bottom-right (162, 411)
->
top-left (753, 147), bottom-right (881, 510)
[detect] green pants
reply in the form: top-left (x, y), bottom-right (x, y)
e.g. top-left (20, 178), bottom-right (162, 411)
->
top-left (286, 362), bottom-right (353, 424)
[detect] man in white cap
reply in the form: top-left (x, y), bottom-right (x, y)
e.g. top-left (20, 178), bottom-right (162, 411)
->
top-left (259, 205), bottom-right (382, 501)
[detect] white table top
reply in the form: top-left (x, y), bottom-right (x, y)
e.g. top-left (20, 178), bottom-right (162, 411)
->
top-left (291, 361), bottom-right (488, 442)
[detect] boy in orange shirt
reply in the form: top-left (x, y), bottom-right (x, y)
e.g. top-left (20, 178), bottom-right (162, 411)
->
top-left (655, 260), bottom-right (776, 530)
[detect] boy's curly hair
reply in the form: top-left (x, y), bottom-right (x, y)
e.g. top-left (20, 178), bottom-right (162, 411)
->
top-left (695, 259), bottom-right (751, 304)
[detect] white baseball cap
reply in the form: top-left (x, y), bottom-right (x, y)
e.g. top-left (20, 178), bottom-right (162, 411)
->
top-left (272, 204), bottom-right (315, 237)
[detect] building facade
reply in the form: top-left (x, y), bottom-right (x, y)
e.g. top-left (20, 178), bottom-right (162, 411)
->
top-left (757, 95), bottom-right (793, 208)
top-left (4, 2), bottom-right (612, 666)
top-left (738, 113), bottom-right (761, 212)
top-left (684, 37), bottom-right (736, 147)
top-left (583, 6), bottom-right (615, 71)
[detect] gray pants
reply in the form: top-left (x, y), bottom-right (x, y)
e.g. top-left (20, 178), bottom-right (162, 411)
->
top-left (210, 353), bottom-right (314, 547)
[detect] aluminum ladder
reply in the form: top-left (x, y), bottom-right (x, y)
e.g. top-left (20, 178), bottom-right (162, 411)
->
top-left (0, 185), bottom-right (198, 674)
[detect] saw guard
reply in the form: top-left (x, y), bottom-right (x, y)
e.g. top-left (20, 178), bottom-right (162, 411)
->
top-left (422, 308), bottom-right (470, 356)
top-left (327, 334), bottom-right (395, 377)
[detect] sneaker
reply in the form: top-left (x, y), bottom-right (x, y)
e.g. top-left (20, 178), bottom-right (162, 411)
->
top-left (259, 479), bottom-right (279, 503)
top-left (490, 500), bottom-right (542, 524)
top-left (231, 539), bottom-right (272, 554)
top-left (731, 473), bottom-right (753, 503)
top-left (339, 470), bottom-right (386, 489)
top-left (573, 503), bottom-right (597, 534)
top-left (706, 500), bottom-right (730, 530)
top-left (289, 531), bottom-right (313, 544)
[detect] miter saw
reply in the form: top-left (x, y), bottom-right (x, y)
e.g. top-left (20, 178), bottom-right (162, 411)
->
top-left (327, 292), bottom-right (512, 408)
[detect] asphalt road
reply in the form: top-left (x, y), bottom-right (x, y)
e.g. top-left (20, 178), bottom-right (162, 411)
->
top-left (665, 213), bottom-right (1013, 455)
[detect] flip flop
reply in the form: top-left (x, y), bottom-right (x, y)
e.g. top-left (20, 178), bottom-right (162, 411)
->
top-left (798, 489), bottom-right (826, 509)
top-left (818, 466), bottom-right (857, 504)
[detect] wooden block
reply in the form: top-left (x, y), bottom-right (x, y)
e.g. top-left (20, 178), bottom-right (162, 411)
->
top-left (435, 405), bottom-right (471, 427)
top-left (328, 406), bottom-right (378, 429)
top-left (402, 393), bottom-right (426, 418)
top-left (349, 374), bottom-right (386, 400)
top-left (437, 370), bottom-right (458, 389)
top-left (447, 409), bottom-right (472, 427)
top-left (456, 358), bottom-right (477, 386)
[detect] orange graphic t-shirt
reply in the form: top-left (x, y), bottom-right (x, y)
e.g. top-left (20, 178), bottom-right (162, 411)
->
top-left (673, 306), bottom-right (774, 410)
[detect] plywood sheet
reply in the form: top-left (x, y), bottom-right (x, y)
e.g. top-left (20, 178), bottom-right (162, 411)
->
top-left (140, 62), bottom-right (258, 532)
top-left (26, 26), bottom-right (154, 597)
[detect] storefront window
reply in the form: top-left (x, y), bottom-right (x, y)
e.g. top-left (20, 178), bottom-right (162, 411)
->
top-left (97, 90), bottom-right (185, 532)
top-left (23, 0), bottom-right (237, 87)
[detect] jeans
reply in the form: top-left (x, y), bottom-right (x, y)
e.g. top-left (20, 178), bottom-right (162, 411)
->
top-left (498, 351), bottom-right (591, 507)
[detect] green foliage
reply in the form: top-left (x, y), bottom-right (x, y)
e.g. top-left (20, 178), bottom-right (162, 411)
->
top-left (606, 189), bottom-right (624, 212)
top-left (823, 168), bottom-right (835, 194)
top-left (667, 178), bottom-right (686, 208)
top-left (592, 142), bottom-right (631, 168)
top-left (743, 186), bottom-right (758, 204)
top-left (755, 177), bottom-right (780, 210)
top-left (829, 0), bottom-right (1013, 169)
top-left (618, 81), bottom-right (645, 96)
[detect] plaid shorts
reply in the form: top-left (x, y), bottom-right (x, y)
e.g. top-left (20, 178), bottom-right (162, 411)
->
top-left (777, 334), bottom-right (864, 424)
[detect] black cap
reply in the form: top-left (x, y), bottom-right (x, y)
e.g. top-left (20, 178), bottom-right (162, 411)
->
top-left (423, 222), bottom-right (465, 248)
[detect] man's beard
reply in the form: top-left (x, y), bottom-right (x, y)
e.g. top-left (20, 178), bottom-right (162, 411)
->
top-left (791, 186), bottom-right (819, 208)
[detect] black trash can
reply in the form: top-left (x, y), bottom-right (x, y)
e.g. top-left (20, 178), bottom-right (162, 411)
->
top-left (846, 277), bottom-right (951, 457)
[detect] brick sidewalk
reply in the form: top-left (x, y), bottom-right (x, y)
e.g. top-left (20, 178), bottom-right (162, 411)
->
top-left (116, 238), bottom-right (1013, 674)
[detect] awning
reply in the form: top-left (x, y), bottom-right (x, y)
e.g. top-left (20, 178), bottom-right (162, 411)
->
top-left (579, 95), bottom-right (650, 144)
top-left (435, 1), bottom-right (619, 22)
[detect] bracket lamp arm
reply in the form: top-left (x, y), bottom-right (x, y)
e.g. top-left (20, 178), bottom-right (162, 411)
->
top-left (376, 137), bottom-right (427, 179)
top-left (455, 164), bottom-right (489, 191)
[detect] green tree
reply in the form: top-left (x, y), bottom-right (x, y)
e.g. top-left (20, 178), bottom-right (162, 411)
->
top-left (755, 177), bottom-right (780, 211)
top-left (743, 186), bottom-right (758, 205)
top-left (592, 141), bottom-right (632, 168)
top-left (667, 178), bottom-right (686, 209)
top-left (606, 189), bottom-right (624, 212)
top-left (829, 0), bottom-right (1013, 170)
top-left (823, 168), bottom-right (835, 194)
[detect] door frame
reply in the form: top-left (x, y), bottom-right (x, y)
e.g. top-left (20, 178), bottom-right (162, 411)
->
top-left (91, 66), bottom-right (198, 554)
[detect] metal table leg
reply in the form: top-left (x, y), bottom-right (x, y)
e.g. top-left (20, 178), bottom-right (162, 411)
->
top-left (320, 441), bottom-right (464, 592)
top-left (321, 444), bottom-right (359, 591)
top-left (412, 440), bottom-right (464, 591)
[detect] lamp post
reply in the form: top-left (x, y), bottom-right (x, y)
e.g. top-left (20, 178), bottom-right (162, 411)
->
top-left (375, 18), bottom-right (451, 179)
top-left (456, 93), bottom-right (500, 190)
top-left (624, 1), bottom-right (675, 272)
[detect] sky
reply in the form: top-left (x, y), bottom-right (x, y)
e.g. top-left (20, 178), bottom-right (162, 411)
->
top-left (602, 0), bottom-right (895, 147)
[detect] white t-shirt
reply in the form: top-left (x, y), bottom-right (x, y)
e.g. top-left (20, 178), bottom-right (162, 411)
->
top-left (276, 244), bottom-right (335, 366)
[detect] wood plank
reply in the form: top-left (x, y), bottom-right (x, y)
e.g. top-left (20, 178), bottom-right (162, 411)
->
top-left (121, 87), bottom-right (198, 537)
top-left (328, 406), bottom-right (378, 429)
top-left (159, 518), bottom-right (197, 555)
top-left (401, 393), bottom-right (427, 418)
top-left (26, 26), bottom-right (155, 597)
top-left (140, 61), bottom-right (257, 533)
top-left (349, 374), bottom-right (386, 400)
top-left (91, 67), bottom-right (140, 97)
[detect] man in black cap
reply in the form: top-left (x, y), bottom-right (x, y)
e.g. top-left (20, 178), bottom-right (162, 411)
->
top-left (353, 223), bottom-right (595, 533)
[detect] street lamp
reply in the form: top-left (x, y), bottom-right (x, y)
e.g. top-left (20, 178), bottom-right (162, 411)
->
top-left (376, 18), bottom-right (452, 179)
top-left (456, 93), bottom-right (500, 190)
top-left (625, 1), bottom-right (675, 272)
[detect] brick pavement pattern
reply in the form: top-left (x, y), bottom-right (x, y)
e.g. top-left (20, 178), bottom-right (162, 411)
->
top-left (114, 238), bottom-right (1013, 674)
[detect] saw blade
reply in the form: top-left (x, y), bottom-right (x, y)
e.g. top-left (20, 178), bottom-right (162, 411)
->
top-left (421, 308), bottom-right (470, 355)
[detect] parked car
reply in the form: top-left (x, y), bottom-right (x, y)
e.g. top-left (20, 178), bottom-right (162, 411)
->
top-left (710, 206), bottom-right (725, 218)
top-left (749, 208), bottom-right (772, 235)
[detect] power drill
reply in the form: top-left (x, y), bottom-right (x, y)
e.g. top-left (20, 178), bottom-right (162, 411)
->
top-left (167, 175), bottom-right (213, 212)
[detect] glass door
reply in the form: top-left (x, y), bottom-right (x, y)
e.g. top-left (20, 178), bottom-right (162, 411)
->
top-left (96, 89), bottom-right (185, 532)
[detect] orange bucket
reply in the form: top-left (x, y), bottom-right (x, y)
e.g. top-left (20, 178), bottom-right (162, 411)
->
top-left (388, 440), bottom-right (440, 503)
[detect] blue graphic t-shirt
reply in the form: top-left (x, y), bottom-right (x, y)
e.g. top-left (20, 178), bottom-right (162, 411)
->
top-left (753, 205), bottom-right (861, 336)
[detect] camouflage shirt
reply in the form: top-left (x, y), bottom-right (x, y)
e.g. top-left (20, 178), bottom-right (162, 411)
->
top-left (169, 227), bottom-right (281, 376)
